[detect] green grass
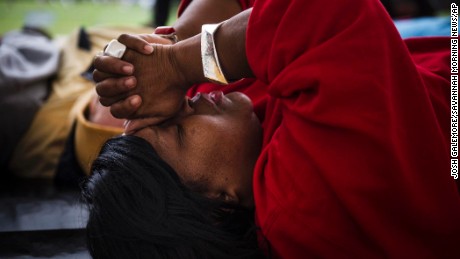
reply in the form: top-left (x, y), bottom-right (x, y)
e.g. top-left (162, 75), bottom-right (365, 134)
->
top-left (0, 0), bottom-right (178, 37)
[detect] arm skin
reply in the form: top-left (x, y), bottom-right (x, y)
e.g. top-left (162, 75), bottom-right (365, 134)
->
top-left (173, 0), bottom-right (243, 41)
top-left (104, 0), bottom-right (244, 56)
top-left (93, 7), bottom-right (253, 128)
top-left (174, 8), bottom-right (254, 86)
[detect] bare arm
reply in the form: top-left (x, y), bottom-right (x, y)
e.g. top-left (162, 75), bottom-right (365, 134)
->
top-left (174, 8), bottom-right (253, 86)
top-left (173, 0), bottom-right (243, 41)
top-left (115, 0), bottom-right (245, 54)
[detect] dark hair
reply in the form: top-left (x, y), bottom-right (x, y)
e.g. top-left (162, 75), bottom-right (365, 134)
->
top-left (81, 135), bottom-right (264, 259)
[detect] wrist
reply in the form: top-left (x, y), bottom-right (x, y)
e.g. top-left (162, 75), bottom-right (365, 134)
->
top-left (213, 9), bottom-right (253, 80)
top-left (172, 34), bottom-right (207, 87)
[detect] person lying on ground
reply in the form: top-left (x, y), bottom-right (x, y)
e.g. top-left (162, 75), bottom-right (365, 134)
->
top-left (87, 0), bottom-right (460, 258)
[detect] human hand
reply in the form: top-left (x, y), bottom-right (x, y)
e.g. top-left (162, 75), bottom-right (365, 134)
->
top-left (92, 33), bottom-right (175, 118)
top-left (96, 43), bottom-right (188, 124)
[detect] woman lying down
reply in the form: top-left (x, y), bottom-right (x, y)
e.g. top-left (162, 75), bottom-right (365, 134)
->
top-left (85, 0), bottom-right (460, 258)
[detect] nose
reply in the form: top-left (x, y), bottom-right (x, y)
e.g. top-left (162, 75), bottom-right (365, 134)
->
top-left (181, 93), bottom-right (218, 116)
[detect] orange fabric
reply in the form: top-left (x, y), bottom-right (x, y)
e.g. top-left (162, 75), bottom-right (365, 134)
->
top-left (74, 98), bottom-right (123, 175)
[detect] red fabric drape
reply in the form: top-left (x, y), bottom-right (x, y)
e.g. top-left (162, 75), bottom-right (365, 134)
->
top-left (247, 0), bottom-right (459, 258)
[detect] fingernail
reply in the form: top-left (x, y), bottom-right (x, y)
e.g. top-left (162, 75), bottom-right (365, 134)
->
top-left (122, 65), bottom-right (133, 74)
top-left (144, 44), bottom-right (154, 53)
top-left (124, 77), bottom-right (135, 87)
top-left (130, 96), bottom-right (140, 107)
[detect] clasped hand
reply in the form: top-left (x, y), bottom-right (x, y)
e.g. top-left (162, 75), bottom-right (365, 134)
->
top-left (93, 33), bottom-right (188, 132)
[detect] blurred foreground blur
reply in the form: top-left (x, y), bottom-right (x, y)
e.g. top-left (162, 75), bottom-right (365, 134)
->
top-left (0, 0), bottom-right (178, 37)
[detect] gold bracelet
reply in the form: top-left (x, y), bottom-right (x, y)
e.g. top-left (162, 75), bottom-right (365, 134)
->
top-left (201, 22), bottom-right (229, 85)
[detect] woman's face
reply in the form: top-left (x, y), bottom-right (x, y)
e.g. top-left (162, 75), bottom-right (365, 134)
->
top-left (130, 91), bottom-right (262, 208)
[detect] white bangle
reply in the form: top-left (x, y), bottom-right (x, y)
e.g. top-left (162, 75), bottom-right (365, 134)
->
top-left (201, 22), bottom-right (229, 85)
top-left (104, 39), bottom-right (126, 59)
